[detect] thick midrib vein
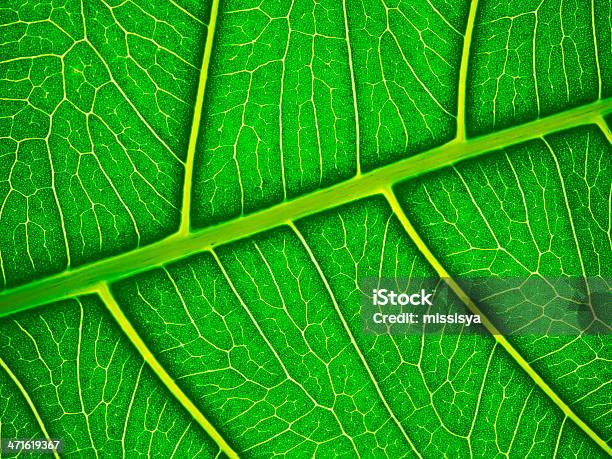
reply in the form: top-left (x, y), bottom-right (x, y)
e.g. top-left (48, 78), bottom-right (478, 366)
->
top-left (98, 285), bottom-right (239, 459)
top-left (0, 99), bottom-right (610, 316)
top-left (180, 0), bottom-right (219, 235)
top-left (384, 190), bottom-right (612, 455)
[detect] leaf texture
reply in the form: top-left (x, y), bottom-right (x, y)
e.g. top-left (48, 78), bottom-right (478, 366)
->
top-left (0, 0), bottom-right (610, 457)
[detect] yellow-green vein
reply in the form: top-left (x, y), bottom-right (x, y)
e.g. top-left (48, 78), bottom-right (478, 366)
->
top-left (1, 99), bottom-right (610, 316)
top-left (598, 117), bottom-right (612, 143)
top-left (98, 284), bottom-right (240, 459)
top-left (383, 188), bottom-right (612, 455)
top-left (0, 356), bottom-right (61, 459)
top-left (456, 0), bottom-right (478, 142)
top-left (342, 0), bottom-right (361, 175)
top-left (180, 0), bottom-right (220, 235)
top-left (591, 0), bottom-right (602, 99)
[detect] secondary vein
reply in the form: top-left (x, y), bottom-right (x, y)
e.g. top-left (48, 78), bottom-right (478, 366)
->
top-left (384, 188), bottom-right (612, 456)
top-left (342, 0), bottom-right (361, 175)
top-left (179, 0), bottom-right (220, 235)
top-left (456, 0), bottom-right (479, 142)
top-left (0, 356), bottom-right (61, 459)
top-left (0, 99), bottom-right (610, 316)
top-left (98, 284), bottom-right (240, 459)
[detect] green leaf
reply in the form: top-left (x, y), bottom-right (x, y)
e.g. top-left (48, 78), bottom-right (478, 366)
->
top-left (394, 125), bottom-right (612, 441)
top-left (0, 0), bottom-right (610, 457)
top-left (0, 296), bottom-right (221, 457)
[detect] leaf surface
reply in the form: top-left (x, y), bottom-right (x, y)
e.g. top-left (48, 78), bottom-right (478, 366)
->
top-left (0, 0), bottom-right (610, 457)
